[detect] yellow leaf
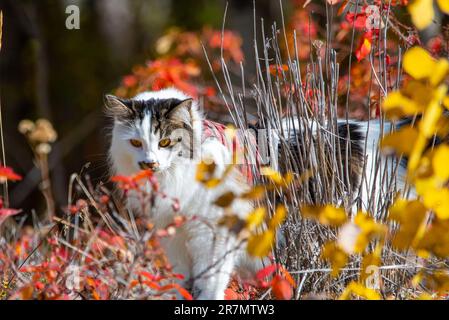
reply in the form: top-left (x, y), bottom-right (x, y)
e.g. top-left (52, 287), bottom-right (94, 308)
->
top-left (408, 133), bottom-right (427, 173)
top-left (438, 0), bottom-right (449, 13)
top-left (382, 91), bottom-right (421, 119)
top-left (301, 205), bottom-right (347, 226)
top-left (380, 126), bottom-right (419, 156)
top-left (432, 145), bottom-right (449, 181)
top-left (260, 167), bottom-right (283, 184)
top-left (403, 46), bottom-right (435, 79)
top-left (422, 188), bottom-right (449, 219)
top-left (269, 205), bottom-right (287, 228)
top-left (353, 212), bottom-right (387, 253)
top-left (412, 269), bottom-right (449, 295)
top-left (430, 59), bottom-right (449, 86)
top-left (260, 167), bottom-right (293, 187)
top-left (402, 81), bottom-right (434, 109)
top-left (388, 199), bottom-right (428, 249)
top-left (218, 215), bottom-right (246, 235)
top-left (241, 185), bottom-right (266, 200)
top-left (415, 218), bottom-right (449, 257)
top-left (321, 242), bottom-right (348, 278)
top-left (247, 229), bottom-right (275, 257)
top-left (196, 161), bottom-right (234, 188)
top-left (339, 282), bottom-right (382, 300)
top-left (444, 96), bottom-right (449, 110)
top-left (419, 88), bottom-right (445, 137)
top-left (408, 0), bottom-right (435, 30)
top-left (246, 207), bottom-right (266, 230)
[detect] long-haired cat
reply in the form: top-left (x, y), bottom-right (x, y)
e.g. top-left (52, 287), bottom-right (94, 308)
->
top-left (105, 88), bottom-right (257, 300)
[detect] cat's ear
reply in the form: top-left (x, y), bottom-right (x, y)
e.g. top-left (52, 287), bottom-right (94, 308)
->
top-left (165, 98), bottom-right (193, 119)
top-left (104, 95), bottom-right (133, 119)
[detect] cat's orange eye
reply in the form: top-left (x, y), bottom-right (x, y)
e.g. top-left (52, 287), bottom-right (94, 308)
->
top-left (159, 138), bottom-right (171, 148)
top-left (129, 139), bottom-right (143, 148)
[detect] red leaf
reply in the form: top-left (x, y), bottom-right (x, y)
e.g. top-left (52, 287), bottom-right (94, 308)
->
top-left (355, 32), bottom-right (372, 61)
top-left (172, 273), bottom-right (185, 280)
top-left (176, 286), bottom-right (193, 300)
top-left (271, 275), bottom-right (293, 300)
top-left (224, 288), bottom-right (240, 300)
top-left (138, 271), bottom-right (157, 281)
top-left (0, 166), bottom-right (22, 182)
top-left (256, 264), bottom-right (278, 281)
top-left (345, 12), bottom-right (367, 30)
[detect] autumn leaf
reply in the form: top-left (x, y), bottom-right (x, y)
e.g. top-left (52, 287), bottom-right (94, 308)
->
top-left (422, 188), bottom-right (449, 219)
top-left (175, 286), bottom-right (194, 300)
top-left (269, 64), bottom-right (289, 76)
top-left (408, 0), bottom-right (435, 30)
top-left (355, 32), bottom-right (372, 61)
top-left (246, 207), bottom-right (266, 230)
top-left (438, 0), bottom-right (449, 14)
top-left (413, 269), bottom-right (449, 295)
top-left (247, 229), bottom-right (275, 257)
top-left (388, 199), bottom-right (428, 249)
top-left (269, 205), bottom-right (287, 228)
top-left (271, 275), bottom-right (293, 300)
top-left (432, 145), bottom-right (449, 181)
top-left (321, 241), bottom-right (348, 277)
top-left (213, 191), bottom-right (236, 207)
top-left (353, 212), bottom-right (387, 253)
top-left (415, 219), bottom-right (449, 258)
top-left (218, 215), bottom-right (246, 235)
top-left (260, 167), bottom-right (293, 188)
top-left (382, 92), bottom-right (422, 119)
top-left (196, 161), bottom-right (233, 188)
top-left (256, 264), bottom-right (278, 280)
top-left (240, 185), bottom-right (266, 200)
top-left (0, 166), bottom-right (22, 183)
top-left (339, 281), bottom-right (381, 300)
top-left (380, 126), bottom-right (419, 156)
top-left (402, 47), bottom-right (449, 87)
top-left (301, 204), bottom-right (347, 226)
top-left (430, 59), bottom-right (449, 86)
top-left (404, 46), bottom-right (436, 79)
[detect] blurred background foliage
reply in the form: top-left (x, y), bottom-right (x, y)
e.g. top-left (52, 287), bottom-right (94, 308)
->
top-left (0, 0), bottom-right (285, 214)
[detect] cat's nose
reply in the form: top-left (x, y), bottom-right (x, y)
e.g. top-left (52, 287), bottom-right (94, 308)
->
top-left (138, 161), bottom-right (159, 170)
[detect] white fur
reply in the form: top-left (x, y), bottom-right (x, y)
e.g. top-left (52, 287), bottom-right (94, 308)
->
top-left (109, 89), bottom-right (258, 300)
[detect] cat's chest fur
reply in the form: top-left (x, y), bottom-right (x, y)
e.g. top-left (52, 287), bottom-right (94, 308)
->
top-left (106, 89), bottom-right (256, 299)
top-left (127, 141), bottom-right (250, 229)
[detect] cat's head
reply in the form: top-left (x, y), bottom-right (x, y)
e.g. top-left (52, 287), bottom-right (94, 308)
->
top-left (106, 89), bottom-right (202, 176)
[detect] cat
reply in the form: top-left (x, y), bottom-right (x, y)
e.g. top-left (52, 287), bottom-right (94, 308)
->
top-left (264, 116), bottom-right (415, 217)
top-left (105, 88), bottom-right (259, 300)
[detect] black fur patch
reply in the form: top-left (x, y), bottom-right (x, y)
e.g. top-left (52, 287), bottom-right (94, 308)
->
top-left (116, 98), bottom-right (184, 127)
top-left (275, 120), bottom-right (366, 204)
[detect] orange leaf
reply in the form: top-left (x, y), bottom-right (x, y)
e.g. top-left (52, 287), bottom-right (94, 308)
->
top-left (271, 275), bottom-right (293, 300)
top-left (355, 33), bottom-right (372, 61)
top-left (175, 286), bottom-right (193, 300)
top-left (278, 265), bottom-right (297, 288)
